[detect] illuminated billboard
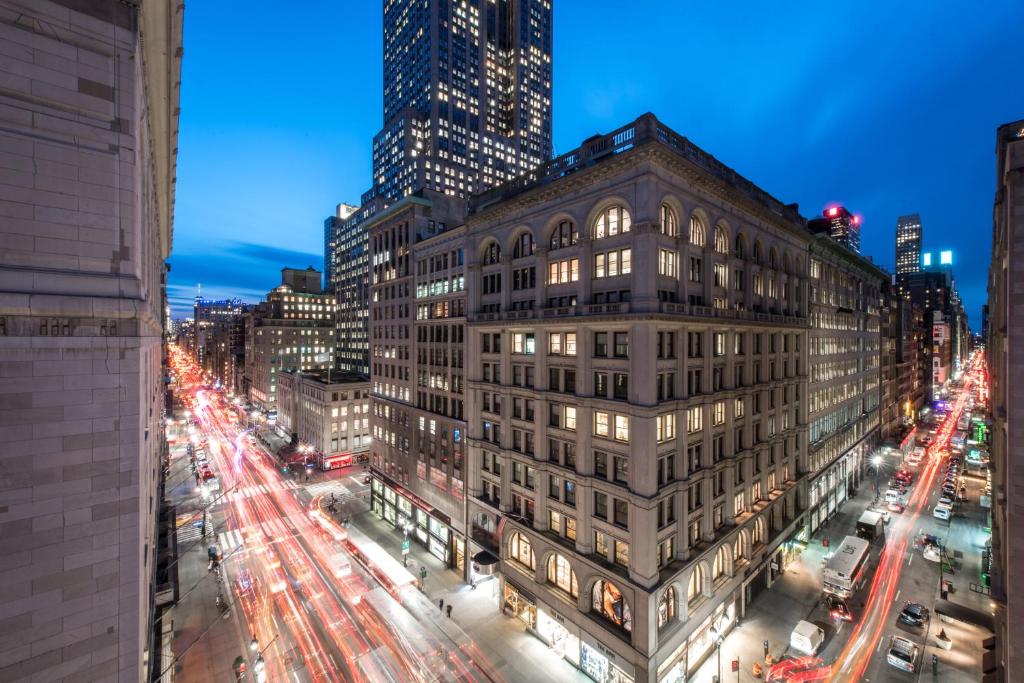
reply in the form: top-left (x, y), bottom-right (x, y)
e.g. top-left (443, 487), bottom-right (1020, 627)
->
top-left (940, 250), bottom-right (953, 265)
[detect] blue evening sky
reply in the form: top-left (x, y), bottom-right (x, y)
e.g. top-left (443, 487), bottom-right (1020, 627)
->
top-left (170, 1), bottom-right (1024, 322)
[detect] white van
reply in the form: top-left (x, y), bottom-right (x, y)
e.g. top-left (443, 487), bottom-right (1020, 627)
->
top-left (790, 620), bottom-right (825, 656)
top-left (885, 489), bottom-right (904, 504)
top-left (933, 504), bottom-right (952, 521)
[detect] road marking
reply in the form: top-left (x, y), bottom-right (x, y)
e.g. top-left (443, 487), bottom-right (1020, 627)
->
top-left (907, 554), bottom-right (914, 567)
top-left (895, 589), bottom-right (901, 602)
top-left (876, 635), bottom-right (885, 653)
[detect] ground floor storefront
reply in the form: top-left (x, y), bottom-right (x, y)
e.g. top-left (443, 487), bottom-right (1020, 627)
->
top-left (807, 434), bottom-right (880, 534)
top-left (370, 475), bottom-right (467, 577)
top-left (501, 577), bottom-right (742, 683)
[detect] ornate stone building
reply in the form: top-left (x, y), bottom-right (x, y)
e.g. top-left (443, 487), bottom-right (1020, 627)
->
top-left (0, 1), bottom-right (182, 679)
top-left (462, 114), bottom-right (811, 683)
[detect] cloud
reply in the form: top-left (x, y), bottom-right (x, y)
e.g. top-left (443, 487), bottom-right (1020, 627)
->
top-left (167, 239), bottom-right (323, 316)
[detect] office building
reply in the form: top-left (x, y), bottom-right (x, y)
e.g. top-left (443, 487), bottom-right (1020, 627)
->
top-left (367, 0), bottom-right (553, 206)
top-left (336, 0), bottom-right (554, 379)
top-left (369, 191), bottom-right (470, 574)
top-left (460, 113), bottom-right (810, 683)
top-left (204, 306), bottom-right (250, 396)
top-left (0, 1), bottom-right (182, 679)
top-left (809, 205), bottom-right (861, 254)
top-left (334, 205), bottom-right (372, 375)
top-left (987, 118), bottom-right (1024, 683)
top-left (193, 297), bottom-right (244, 370)
top-left (895, 214), bottom-right (923, 275)
top-left (806, 236), bottom-right (884, 532)
top-left (245, 269), bottom-right (336, 410)
top-left (324, 203), bottom-right (358, 293)
top-left (275, 370), bottom-right (372, 470)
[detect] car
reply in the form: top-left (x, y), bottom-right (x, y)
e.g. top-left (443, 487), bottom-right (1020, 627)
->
top-left (825, 595), bottom-right (853, 622)
top-left (887, 635), bottom-right (920, 673)
top-left (933, 505), bottom-right (952, 520)
top-left (873, 508), bottom-right (892, 524)
top-left (898, 602), bottom-right (931, 628)
top-left (938, 496), bottom-right (954, 507)
top-left (923, 545), bottom-right (942, 562)
top-left (888, 501), bottom-right (905, 513)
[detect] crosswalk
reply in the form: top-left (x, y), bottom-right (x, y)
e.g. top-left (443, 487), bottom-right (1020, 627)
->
top-left (222, 480), bottom-right (300, 504)
top-left (304, 480), bottom-right (362, 499)
top-left (175, 514), bottom-right (306, 555)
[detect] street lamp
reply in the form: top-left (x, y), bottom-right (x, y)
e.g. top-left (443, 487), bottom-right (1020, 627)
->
top-left (871, 454), bottom-right (883, 500)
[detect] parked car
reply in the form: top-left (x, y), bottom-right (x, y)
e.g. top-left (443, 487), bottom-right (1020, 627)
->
top-left (898, 602), bottom-right (930, 628)
top-left (933, 504), bottom-right (952, 520)
top-left (888, 501), bottom-right (905, 513)
top-left (938, 496), bottom-right (954, 507)
top-left (887, 636), bottom-right (920, 673)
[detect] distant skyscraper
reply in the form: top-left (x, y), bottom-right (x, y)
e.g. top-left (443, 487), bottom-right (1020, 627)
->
top-left (823, 205), bottom-right (861, 253)
top-left (324, 203), bottom-right (358, 293)
top-left (895, 213), bottom-right (923, 274)
top-left (333, 0), bottom-right (554, 376)
top-left (365, 0), bottom-right (553, 205)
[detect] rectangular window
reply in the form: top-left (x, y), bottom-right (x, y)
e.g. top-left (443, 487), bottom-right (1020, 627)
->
top-left (594, 491), bottom-right (608, 519)
top-left (657, 331), bottom-right (675, 358)
top-left (547, 258), bottom-right (580, 285)
top-left (613, 332), bottom-right (629, 358)
top-left (713, 401), bottom-right (725, 426)
top-left (689, 256), bottom-right (702, 283)
top-left (512, 333), bottom-right (535, 355)
top-left (594, 248), bottom-right (631, 278)
top-left (613, 499), bottom-right (629, 528)
top-left (614, 539), bottom-right (630, 567)
top-left (714, 263), bottom-right (729, 288)
top-left (613, 456), bottom-right (629, 485)
top-left (594, 332), bottom-right (608, 357)
top-left (595, 530), bottom-right (609, 557)
top-left (548, 333), bottom-right (562, 355)
top-left (713, 332), bottom-right (725, 357)
top-left (613, 373), bottom-right (628, 400)
top-left (657, 414), bottom-right (676, 442)
top-left (594, 451), bottom-right (608, 479)
top-left (735, 398), bottom-right (745, 418)
top-left (594, 372), bottom-right (608, 397)
top-left (658, 249), bottom-right (678, 277)
top-left (658, 537), bottom-right (675, 567)
top-left (614, 415), bottom-right (629, 442)
top-left (687, 406), bottom-right (703, 433)
top-left (594, 411), bottom-right (610, 437)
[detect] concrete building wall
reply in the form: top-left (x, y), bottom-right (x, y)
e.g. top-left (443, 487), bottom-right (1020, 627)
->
top-left (0, 0), bottom-right (182, 680)
top-left (988, 118), bottom-right (1024, 682)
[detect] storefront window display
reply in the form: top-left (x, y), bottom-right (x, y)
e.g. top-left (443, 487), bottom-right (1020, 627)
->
top-left (592, 580), bottom-right (632, 632)
top-left (537, 608), bottom-right (580, 667)
top-left (580, 642), bottom-right (633, 683)
top-left (547, 554), bottom-right (579, 597)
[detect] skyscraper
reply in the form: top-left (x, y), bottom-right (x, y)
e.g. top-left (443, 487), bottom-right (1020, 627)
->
top-left (324, 203), bottom-right (358, 292)
top-left (809, 205), bottom-right (861, 254)
top-left (895, 213), bottom-right (923, 275)
top-left (336, 0), bottom-right (554, 376)
top-left (365, 0), bottom-right (553, 205)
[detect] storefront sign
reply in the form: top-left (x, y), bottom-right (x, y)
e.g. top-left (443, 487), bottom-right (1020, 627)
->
top-left (581, 631), bottom-right (635, 679)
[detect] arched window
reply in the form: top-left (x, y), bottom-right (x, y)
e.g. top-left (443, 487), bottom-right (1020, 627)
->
top-left (547, 554), bottom-right (578, 597)
top-left (734, 234), bottom-right (746, 259)
top-left (753, 241), bottom-right (763, 265)
top-left (733, 534), bottom-right (746, 562)
top-left (482, 241), bottom-right (501, 266)
top-left (512, 233), bottom-right (534, 259)
top-left (689, 215), bottom-right (705, 247)
top-left (770, 248), bottom-right (779, 270)
top-left (550, 220), bottom-right (578, 250)
top-left (658, 586), bottom-right (677, 628)
top-left (508, 532), bottom-right (536, 570)
top-left (687, 565), bottom-right (705, 604)
top-left (660, 204), bottom-right (678, 236)
top-left (713, 545), bottom-right (729, 580)
top-left (592, 579), bottom-right (632, 632)
top-left (714, 224), bottom-right (729, 254)
top-left (593, 205), bottom-right (631, 239)
top-left (752, 517), bottom-right (765, 546)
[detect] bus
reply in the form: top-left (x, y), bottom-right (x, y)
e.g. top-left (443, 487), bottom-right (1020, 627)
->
top-left (344, 526), bottom-right (417, 594)
top-left (823, 536), bottom-right (871, 598)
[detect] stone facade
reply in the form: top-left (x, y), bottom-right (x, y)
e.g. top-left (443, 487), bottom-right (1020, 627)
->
top-left (0, 0), bottom-right (182, 680)
top-left (462, 114), bottom-right (810, 683)
top-left (275, 370), bottom-right (371, 464)
top-left (988, 117), bottom-right (1024, 683)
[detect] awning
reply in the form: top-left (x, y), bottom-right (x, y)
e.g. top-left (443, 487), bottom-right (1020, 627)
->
top-left (934, 599), bottom-right (995, 632)
top-left (472, 550), bottom-right (500, 576)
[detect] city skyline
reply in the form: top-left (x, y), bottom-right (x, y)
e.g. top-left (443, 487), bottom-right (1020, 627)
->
top-left (169, 1), bottom-right (1024, 322)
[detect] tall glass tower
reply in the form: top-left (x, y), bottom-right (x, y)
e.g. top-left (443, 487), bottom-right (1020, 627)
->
top-left (895, 213), bottom-right (923, 275)
top-left (335, 0), bottom-right (554, 376)
top-left (365, 0), bottom-right (553, 205)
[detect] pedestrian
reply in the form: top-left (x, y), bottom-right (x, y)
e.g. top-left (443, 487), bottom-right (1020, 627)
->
top-left (439, 598), bottom-right (444, 612)
top-left (446, 604), bottom-right (452, 619)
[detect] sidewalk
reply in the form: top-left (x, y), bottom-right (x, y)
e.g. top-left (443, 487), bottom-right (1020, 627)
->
top-left (688, 482), bottom-right (881, 682)
top-left (327, 500), bottom-right (588, 683)
top-left (165, 438), bottom-right (247, 682)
